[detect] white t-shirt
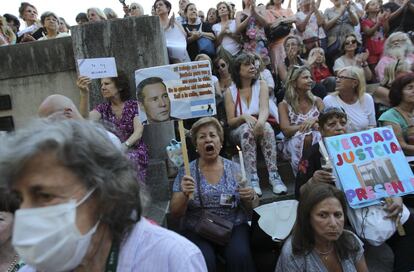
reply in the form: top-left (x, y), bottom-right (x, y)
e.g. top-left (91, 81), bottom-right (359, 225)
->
top-left (323, 93), bottom-right (376, 133)
top-left (212, 20), bottom-right (241, 56)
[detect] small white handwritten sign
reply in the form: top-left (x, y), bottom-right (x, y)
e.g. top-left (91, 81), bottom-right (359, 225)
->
top-left (77, 57), bottom-right (118, 79)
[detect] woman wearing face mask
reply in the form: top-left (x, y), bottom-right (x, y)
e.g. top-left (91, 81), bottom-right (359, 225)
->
top-left (276, 183), bottom-right (369, 271)
top-left (0, 120), bottom-right (208, 272)
top-left (0, 189), bottom-right (23, 272)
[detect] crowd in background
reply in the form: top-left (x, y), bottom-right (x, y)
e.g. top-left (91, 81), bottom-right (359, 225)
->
top-left (1, 0), bottom-right (414, 272)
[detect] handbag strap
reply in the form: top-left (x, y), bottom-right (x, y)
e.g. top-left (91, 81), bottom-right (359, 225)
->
top-left (195, 159), bottom-right (205, 208)
top-left (235, 89), bottom-right (243, 117)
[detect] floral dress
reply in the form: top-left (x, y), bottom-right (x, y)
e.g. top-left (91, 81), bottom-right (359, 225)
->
top-left (279, 103), bottom-right (321, 176)
top-left (95, 100), bottom-right (149, 182)
top-left (240, 14), bottom-right (270, 65)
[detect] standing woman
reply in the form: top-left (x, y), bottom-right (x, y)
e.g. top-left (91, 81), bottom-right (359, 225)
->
top-left (77, 73), bottom-right (149, 183)
top-left (323, 66), bottom-right (376, 133)
top-left (213, 2), bottom-right (242, 63)
top-left (265, 0), bottom-right (296, 77)
top-left (17, 2), bottom-right (43, 42)
top-left (206, 8), bottom-right (218, 25)
top-left (323, 0), bottom-right (359, 65)
top-left (278, 66), bottom-right (324, 176)
top-left (87, 7), bottom-right (107, 22)
top-left (236, 0), bottom-right (271, 66)
top-left (38, 12), bottom-right (70, 40)
top-left (182, 3), bottom-right (215, 60)
top-left (225, 53), bottom-right (285, 196)
top-left (154, 0), bottom-right (191, 63)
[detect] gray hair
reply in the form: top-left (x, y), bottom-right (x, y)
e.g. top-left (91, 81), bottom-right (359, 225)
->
top-left (87, 7), bottom-right (107, 20)
top-left (0, 119), bottom-right (142, 244)
top-left (384, 32), bottom-right (414, 57)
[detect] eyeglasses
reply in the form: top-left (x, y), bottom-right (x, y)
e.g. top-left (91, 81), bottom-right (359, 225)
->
top-left (345, 40), bottom-right (357, 45)
top-left (336, 75), bottom-right (357, 81)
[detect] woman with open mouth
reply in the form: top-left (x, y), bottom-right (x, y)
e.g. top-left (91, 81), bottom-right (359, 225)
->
top-left (171, 117), bottom-right (258, 272)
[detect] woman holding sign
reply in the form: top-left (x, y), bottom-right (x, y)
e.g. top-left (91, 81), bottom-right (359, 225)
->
top-left (171, 117), bottom-right (258, 272)
top-left (77, 72), bottom-right (149, 183)
top-left (296, 107), bottom-right (414, 272)
top-left (225, 53), bottom-right (285, 196)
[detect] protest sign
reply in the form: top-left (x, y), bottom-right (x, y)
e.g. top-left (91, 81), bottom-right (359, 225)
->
top-left (135, 60), bottom-right (216, 124)
top-left (77, 57), bottom-right (118, 79)
top-left (324, 127), bottom-right (414, 208)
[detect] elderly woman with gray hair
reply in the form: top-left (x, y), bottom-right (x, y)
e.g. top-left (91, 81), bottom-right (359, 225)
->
top-left (0, 119), bottom-right (207, 272)
top-left (171, 117), bottom-right (258, 272)
top-left (38, 12), bottom-right (70, 40)
top-left (87, 7), bottom-right (107, 22)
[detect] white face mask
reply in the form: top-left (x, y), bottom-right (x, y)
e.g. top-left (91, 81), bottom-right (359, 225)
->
top-left (12, 188), bottom-right (98, 272)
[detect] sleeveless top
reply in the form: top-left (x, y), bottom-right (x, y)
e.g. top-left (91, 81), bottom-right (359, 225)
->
top-left (287, 103), bottom-right (320, 125)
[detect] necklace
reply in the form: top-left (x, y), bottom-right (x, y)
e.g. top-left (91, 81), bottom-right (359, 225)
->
top-left (314, 246), bottom-right (334, 261)
top-left (6, 254), bottom-right (19, 272)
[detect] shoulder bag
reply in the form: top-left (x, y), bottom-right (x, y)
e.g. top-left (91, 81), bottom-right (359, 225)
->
top-left (326, 14), bottom-right (345, 58)
top-left (193, 160), bottom-right (234, 246)
top-left (265, 12), bottom-right (292, 43)
top-left (196, 23), bottom-right (216, 56)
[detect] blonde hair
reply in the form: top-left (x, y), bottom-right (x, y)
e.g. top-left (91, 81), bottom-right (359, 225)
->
top-left (336, 66), bottom-right (366, 99)
top-left (130, 2), bottom-right (144, 16)
top-left (381, 59), bottom-right (411, 87)
top-left (284, 66), bottom-right (316, 113)
top-left (87, 7), bottom-right (107, 20)
top-left (190, 117), bottom-right (224, 145)
top-left (0, 16), bottom-right (16, 44)
top-left (308, 47), bottom-right (326, 67)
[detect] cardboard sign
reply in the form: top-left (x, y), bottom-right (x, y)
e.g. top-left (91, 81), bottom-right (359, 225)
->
top-left (324, 127), bottom-right (414, 208)
top-left (135, 60), bottom-right (216, 124)
top-left (77, 57), bottom-right (118, 79)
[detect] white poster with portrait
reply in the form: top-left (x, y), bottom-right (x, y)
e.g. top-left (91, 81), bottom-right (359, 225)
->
top-left (135, 60), bottom-right (216, 124)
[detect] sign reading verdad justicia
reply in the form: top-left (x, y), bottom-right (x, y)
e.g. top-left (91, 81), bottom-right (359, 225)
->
top-left (325, 127), bottom-right (414, 208)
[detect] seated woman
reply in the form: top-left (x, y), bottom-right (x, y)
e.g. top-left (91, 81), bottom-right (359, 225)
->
top-left (333, 33), bottom-right (373, 82)
top-left (171, 117), bottom-right (258, 272)
top-left (372, 59), bottom-right (411, 107)
top-left (77, 72), bottom-right (148, 182)
top-left (253, 53), bottom-right (276, 103)
top-left (38, 12), bottom-right (70, 40)
top-left (213, 2), bottom-right (242, 63)
top-left (0, 120), bottom-right (207, 272)
top-left (379, 73), bottom-right (414, 155)
top-left (296, 107), bottom-right (414, 272)
top-left (182, 3), bottom-right (216, 60)
top-left (279, 65), bottom-right (324, 176)
top-left (308, 47), bottom-right (336, 93)
top-left (277, 35), bottom-right (307, 82)
top-left (225, 53), bottom-right (285, 196)
top-left (276, 183), bottom-right (369, 272)
top-left (214, 57), bottom-right (233, 98)
top-left (154, 0), bottom-right (190, 63)
top-left (0, 188), bottom-right (23, 271)
top-left (323, 66), bottom-right (376, 133)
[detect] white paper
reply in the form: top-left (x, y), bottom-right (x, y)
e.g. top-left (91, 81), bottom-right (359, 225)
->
top-left (77, 57), bottom-right (118, 79)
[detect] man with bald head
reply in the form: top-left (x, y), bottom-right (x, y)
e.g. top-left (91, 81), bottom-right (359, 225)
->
top-left (38, 94), bottom-right (122, 148)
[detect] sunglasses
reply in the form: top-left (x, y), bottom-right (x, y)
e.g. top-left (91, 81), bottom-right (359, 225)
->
top-left (336, 75), bottom-right (357, 81)
top-left (131, 6), bottom-right (138, 10)
top-left (217, 63), bottom-right (226, 69)
top-left (288, 65), bottom-right (302, 80)
top-left (345, 39), bottom-right (357, 45)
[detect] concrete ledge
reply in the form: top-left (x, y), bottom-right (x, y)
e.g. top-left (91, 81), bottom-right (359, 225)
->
top-left (0, 37), bottom-right (75, 80)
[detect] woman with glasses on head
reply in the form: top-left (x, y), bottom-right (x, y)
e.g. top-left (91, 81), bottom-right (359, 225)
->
top-left (323, 66), bottom-right (375, 133)
top-left (124, 2), bottom-right (145, 17)
top-left (225, 53), bottom-right (285, 196)
top-left (333, 33), bottom-right (372, 81)
top-left (278, 65), bottom-right (324, 176)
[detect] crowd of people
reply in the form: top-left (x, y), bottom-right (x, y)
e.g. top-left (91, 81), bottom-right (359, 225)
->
top-left (1, 0), bottom-right (414, 271)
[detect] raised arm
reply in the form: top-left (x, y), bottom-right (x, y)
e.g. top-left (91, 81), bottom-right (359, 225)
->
top-left (77, 76), bottom-right (102, 121)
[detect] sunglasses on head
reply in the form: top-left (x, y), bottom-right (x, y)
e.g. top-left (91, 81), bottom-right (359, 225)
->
top-left (336, 75), bottom-right (357, 81)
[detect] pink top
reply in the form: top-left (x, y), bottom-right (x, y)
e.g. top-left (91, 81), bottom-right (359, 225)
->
top-left (375, 54), bottom-right (414, 82)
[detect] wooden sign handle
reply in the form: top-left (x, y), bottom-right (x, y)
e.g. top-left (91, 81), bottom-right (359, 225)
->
top-left (385, 198), bottom-right (406, 236)
top-left (178, 120), bottom-right (193, 199)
